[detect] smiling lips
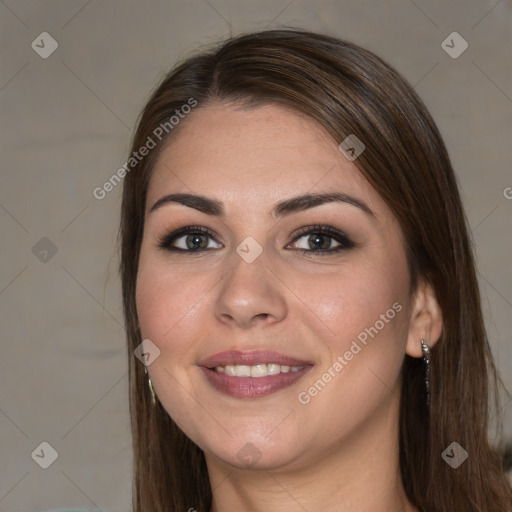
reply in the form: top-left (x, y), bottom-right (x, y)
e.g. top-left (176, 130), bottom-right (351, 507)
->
top-left (199, 350), bottom-right (313, 399)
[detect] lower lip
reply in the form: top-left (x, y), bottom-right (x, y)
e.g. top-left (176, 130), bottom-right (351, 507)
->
top-left (200, 366), bottom-right (313, 399)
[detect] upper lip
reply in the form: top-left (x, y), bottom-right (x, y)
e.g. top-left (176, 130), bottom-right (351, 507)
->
top-left (199, 350), bottom-right (313, 368)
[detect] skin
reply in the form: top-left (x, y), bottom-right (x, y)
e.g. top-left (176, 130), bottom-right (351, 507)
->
top-left (136, 103), bottom-right (443, 512)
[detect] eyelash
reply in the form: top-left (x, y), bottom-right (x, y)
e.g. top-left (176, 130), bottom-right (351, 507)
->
top-left (157, 224), bottom-right (355, 256)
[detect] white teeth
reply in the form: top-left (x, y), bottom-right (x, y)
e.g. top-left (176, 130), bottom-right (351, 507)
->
top-left (235, 365), bottom-right (251, 377)
top-left (224, 365), bottom-right (236, 376)
top-left (251, 364), bottom-right (268, 377)
top-left (267, 363), bottom-right (281, 375)
top-left (214, 363), bottom-right (304, 377)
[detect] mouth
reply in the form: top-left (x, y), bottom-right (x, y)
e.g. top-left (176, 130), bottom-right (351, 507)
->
top-left (198, 350), bottom-right (314, 399)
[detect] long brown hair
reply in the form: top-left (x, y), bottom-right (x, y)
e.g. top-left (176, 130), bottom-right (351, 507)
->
top-left (119, 28), bottom-right (512, 511)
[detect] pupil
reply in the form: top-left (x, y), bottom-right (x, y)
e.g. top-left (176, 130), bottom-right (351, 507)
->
top-left (309, 234), bottom-right (330, 250)
top-left (187, 234), bottom-right (207, 249)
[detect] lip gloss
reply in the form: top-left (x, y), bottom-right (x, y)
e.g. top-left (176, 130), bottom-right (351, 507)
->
top-left (200, 365), bottom-right (313, 398)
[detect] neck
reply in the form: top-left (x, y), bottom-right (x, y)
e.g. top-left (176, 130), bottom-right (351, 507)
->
top-left (206, 395), bottom-right (418, 512)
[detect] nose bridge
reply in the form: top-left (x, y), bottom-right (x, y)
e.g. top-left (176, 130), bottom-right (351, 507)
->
top-left (213, 242), bottom-right (287, 327)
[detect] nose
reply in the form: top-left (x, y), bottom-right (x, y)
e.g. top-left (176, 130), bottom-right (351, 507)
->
top-left (212, 249), bottom-right (288, 329)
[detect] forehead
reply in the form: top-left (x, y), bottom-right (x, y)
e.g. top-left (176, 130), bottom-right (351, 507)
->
top-left (146, 103), bottom-right (383, 217)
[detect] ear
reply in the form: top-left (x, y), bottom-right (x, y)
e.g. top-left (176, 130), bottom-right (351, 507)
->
top-left (405, 278), bottom-right (443, 358)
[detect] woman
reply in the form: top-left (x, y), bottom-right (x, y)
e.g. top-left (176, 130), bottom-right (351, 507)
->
top-left (119, 29), bottom-right (512, 511)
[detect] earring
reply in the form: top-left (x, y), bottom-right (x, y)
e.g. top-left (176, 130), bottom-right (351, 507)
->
top-left (420, 339), bottom-right (431, 406)
top-left (144, 366), bottom-right (157, 405)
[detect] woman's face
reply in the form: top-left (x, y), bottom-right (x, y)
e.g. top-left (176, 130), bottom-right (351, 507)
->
top-left (136, 103), bottom-right (415, 471)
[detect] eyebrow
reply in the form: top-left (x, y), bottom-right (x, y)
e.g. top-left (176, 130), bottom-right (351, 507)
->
top-left (149, 191), bottom-right (376, 219)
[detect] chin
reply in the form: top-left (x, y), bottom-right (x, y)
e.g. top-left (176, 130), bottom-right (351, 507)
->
top-left (193, 422), bottom-right (302, 470)
top-left (206, 439), bottom-right (301, 471)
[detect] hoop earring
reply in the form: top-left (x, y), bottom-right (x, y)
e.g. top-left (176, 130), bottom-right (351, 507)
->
top-left (420, 339), bottom-right (431, 406)
top-left (144, 366), bottom-right (157, 405)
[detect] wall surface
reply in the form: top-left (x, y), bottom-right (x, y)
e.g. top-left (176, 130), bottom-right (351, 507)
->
top-left (1, 1), bottom-right (511, 511)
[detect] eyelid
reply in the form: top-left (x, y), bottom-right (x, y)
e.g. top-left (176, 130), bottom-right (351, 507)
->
top-left (290, 224), bottom-right (351, 241)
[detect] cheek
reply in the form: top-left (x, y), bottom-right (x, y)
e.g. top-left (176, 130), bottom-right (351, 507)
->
top-left (135, 254), bottom-right (208, 357)
top-left (301, 250), bottom-right (410, 412)
top-left (135, 256), bottom-right (214, 435)
top-left (296, 281), bottom-right (408, 441)
top-left (307, 264), bottom-right (405, 345)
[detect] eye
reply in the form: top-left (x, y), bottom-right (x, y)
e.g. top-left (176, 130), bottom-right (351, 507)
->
top-left (157, 226), bottom-right (222, 252)
top-left (287, 225), bottom-right (355, 255)
top-left (157, 224), bottom-right (355, 255)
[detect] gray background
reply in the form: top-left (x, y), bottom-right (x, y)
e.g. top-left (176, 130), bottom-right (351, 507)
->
top-left (0, 1), bottom-right (511, 511)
